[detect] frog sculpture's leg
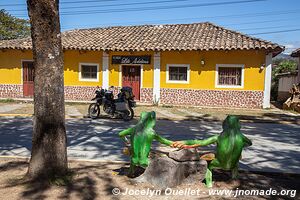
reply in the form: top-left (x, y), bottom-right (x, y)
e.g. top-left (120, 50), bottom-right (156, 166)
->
top-left (205, 159), bottom-right (221, 188)
top-left (231, 165), bottom-right (239, 179)
top-left (118, 127), bottom-right (136, 176)
top-left (172, 116), bottom-right (252, 188)
top-left (128, 162), bottom-right (137, 177)
top-left (119, 111), bottom-right (173, 177)
top-left (205, 159), bottom-right (238, 188)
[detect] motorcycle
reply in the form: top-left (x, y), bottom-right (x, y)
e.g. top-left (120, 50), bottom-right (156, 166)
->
top-left (88, 86), bottom-right (136, 121)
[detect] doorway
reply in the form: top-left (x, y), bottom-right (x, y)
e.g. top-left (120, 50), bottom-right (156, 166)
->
top-left (122, 65), bottom-right (141, 100)
top-left (22, 61), bottom-right (34, 97)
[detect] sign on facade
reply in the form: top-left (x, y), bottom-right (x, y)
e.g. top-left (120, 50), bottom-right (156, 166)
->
top-left (112, 56), bottom-right (151, 64)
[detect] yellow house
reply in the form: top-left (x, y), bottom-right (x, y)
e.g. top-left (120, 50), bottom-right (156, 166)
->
top-left (0, 22), bottom-right (284, 108)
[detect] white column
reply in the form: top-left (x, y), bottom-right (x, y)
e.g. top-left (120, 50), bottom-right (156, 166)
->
top-left (263, 53), bottom-right (272, 108)
top-left (153, 52), bottom-right (161, 103)
top-left (102, 52), bottom-right (109, 89)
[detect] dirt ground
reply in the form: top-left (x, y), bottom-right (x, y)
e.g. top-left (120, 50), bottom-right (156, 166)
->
top-left (0, 158), bottom-right (298, 200)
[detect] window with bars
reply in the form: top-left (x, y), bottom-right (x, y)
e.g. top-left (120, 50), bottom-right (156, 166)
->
top-left (168, 65), bottom-right (189, 82)
top-left (218, 67), bottom-right (242, 86)
top-left (80, 64), bottom-right (98, 81)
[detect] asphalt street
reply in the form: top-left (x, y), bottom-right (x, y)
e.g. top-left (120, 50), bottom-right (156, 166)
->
top-left (0, 116), bottom-right (299, 174)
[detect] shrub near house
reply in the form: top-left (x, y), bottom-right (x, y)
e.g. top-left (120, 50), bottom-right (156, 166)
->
top-left (0, 22), bottom-right (284, 108)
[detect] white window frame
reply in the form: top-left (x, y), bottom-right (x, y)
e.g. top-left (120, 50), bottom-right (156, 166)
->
top-left (79, 63), bottom-right (99, 82)
top-left (166, 64), bottom-right (190, 84)
top-left (215, 64), bottom-right (245, 89)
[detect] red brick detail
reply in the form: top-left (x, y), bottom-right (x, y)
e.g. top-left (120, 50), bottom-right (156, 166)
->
top-left (160, 88), bottom-right (264, 108)
top-left (65, 86), bottom-right (122, 101)
top-left (64, 86), bottom-right (97, 100)
top-left (0, 84), bottom-right (264, 108)
top-left (140, 88), bottom-right (153, 103)
top-left (0, 84), bottom-right (23, 98)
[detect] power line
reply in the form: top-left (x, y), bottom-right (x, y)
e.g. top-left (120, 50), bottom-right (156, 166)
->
top-left (60, 18), bottom-right (299, 31)
top-left (48, 8), bottom-right (300, 29)
top-left (0, 0), bottom-right (125, 7)
top-left (61, 0), bottom-right (267, 15)
top-left (11, 0), bottom-right (267, 17)
top-left (238, 25), bottom-right (292, 31)
top-left (5, 0), bottom-right (195, 12)
top-left (224, 18), bottom-right (298, 27)
top-left (250, 28), bottom-right (300, 35)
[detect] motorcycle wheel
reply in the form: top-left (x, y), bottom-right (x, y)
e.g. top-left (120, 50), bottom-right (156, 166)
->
top-left (88, 103), bottom-right (100, 119)
top-left (122, 107), bottom-right (134, 121)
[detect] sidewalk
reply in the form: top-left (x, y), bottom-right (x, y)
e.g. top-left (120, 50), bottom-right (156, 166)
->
top-left (0, 101), bottom-right (299, 124)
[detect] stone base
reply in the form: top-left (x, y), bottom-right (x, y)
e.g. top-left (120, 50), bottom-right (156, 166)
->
top-left (64, 86), bottom-right (96, 101)
top-left (0, 84), bottom-right (23, 98)
top-left (140, 88), bottom-right (153, 103)
top-left (0, 84), bottom-right (265, 108)
top-left (134, 150), bottom-right (207, 188)
top-left (160, 88), bottom-right (264, 108)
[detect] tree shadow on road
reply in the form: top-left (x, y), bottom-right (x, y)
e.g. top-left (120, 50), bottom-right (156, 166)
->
top-left (1, 115), bottom-right (300, 174)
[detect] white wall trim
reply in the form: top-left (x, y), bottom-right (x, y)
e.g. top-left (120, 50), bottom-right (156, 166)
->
top-left (215, 64), bottom-right (245, 89)
top-left (140, 65), bottom-right (143, 89)
top-left (102, 52), bottom-right (109, 89)
top-left (119, 65), bottom-right (122, 87)
top-left (263, 53), bottom-right (272, 108)
top-left (78, 63), bottom-right (100, 82)
top-left (166, 64), bottom-right (190, 84)
top-left (153, 52), bottom-right (161, 103)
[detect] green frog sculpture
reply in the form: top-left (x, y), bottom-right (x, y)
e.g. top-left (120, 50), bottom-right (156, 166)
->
top-left (119, 111), bottom-right (173, 176)
top-left (171, 115), bottom-right (252, 187)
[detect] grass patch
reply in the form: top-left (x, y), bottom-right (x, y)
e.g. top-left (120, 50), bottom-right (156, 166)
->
top-left (0, 98), bottom-right (15, 103)
top-left (49, 171), bottom-right (74, 186)
top-left (65, 102), bottom-right (89, 106)
top-left (161, 104), bottom-right (173, 108)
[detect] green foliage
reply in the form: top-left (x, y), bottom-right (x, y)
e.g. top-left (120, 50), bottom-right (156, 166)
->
top-left (0, 9), bottom-right (30, 40)
top-left (162, 104), bottom-right (173, 108)
top-left (273, 60), bottom-right (298, 75)
top-left (49, 171), bottom-right (74, 186)
top-left (0, 98), bottom-right (15, 103)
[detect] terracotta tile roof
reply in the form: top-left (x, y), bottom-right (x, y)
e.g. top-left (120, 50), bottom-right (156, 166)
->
top-left (0, 22), bottom-right (284, 54)
top-left (291, 48), bottom-right (300, 57)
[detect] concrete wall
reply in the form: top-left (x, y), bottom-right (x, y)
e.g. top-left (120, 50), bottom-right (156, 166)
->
top-left (278, 74), bottom-right (299, 101)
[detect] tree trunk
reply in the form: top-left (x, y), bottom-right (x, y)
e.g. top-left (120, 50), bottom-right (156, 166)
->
top-left (27, 0), bottom-right (68, 179)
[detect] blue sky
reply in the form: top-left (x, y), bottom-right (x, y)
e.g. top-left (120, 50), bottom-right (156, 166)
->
top-left (1, 0), bottom-right (300, 53)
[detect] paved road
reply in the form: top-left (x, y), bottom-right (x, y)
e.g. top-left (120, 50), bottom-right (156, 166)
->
top-left (0, 116), bottom-right (300, 174)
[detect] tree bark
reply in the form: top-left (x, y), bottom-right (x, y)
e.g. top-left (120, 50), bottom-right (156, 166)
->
top-left (27, 0), bottom-right (68, 179)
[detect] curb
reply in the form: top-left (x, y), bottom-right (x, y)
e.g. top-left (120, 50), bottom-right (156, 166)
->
top-left (0, 114), bottom-right (32, 117)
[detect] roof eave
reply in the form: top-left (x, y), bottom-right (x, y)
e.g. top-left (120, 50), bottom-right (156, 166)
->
top-left (291, 52), bottom-right (300, 57)
top-left (269, 46), bottom-right (285, 57)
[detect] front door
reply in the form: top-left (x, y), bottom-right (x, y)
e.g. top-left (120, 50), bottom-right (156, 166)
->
top-left (122, 65), bottom-right (141, 100)
top-left (23, 61), bottom-right (34, 97)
